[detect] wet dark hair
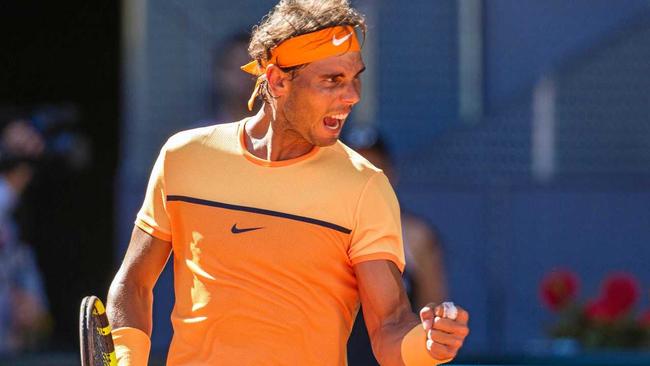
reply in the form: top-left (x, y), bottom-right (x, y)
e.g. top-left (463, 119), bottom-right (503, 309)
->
top-left (248, 0), bottom-right (366, 104)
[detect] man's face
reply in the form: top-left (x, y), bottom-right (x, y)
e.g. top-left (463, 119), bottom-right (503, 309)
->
top-left (278, 51), bottom-right (365, 147)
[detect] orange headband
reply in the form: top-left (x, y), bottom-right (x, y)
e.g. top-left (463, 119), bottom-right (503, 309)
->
top-left (241, 25), bottom-right (361, 110)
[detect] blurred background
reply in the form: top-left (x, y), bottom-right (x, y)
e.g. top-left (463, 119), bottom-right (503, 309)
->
top-left (1, 0), bottom-right (649, 365)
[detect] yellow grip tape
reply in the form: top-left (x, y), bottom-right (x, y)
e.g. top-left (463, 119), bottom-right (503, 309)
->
top-left (93, 299), bottom-right (106, 315)
top-left (103, 350), bottom-right (117, 366)
top-left (99, 324), bottom-right (113, 336)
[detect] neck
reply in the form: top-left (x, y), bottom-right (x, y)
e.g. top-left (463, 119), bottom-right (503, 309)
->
top-left (244, 104), bottom-right (315, 161)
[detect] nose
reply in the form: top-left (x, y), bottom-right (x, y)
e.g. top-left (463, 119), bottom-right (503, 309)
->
top-left (341, 80), bottom-right (361, 106)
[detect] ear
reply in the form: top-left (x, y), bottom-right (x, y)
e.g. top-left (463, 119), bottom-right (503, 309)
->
top-left (266, 64), bottom-right (291, 97)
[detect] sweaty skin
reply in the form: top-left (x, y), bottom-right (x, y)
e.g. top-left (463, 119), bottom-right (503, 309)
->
top-left (244, 51), bottom-right (364, 161)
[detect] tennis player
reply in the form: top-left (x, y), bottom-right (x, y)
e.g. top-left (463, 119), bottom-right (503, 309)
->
top-left (106, 1), bottom-right (469, 365)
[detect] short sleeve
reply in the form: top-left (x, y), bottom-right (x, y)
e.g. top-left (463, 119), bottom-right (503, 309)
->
top-left (349, 172), bottom-right (405, 272)
top-left (134, 145), bottom-right (172, 242)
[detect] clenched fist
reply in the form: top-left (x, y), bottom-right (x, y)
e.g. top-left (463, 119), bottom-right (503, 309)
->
top-left (419, 302), bottom-right (469, 361)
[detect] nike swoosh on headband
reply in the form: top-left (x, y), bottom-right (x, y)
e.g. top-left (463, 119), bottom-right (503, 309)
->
top-left (332, 32), bottom-right (353, 46)
top-left (241, 26), bottom-right (361, 111)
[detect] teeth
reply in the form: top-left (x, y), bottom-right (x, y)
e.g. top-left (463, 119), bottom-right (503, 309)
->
top-left (327, 113), bottom-right (348, 120)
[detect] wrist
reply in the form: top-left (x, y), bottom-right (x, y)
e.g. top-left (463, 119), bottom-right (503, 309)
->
top-left (400, 324), bottom-right (451, 366)
top-left (112, 327), bottom-right (151, 366)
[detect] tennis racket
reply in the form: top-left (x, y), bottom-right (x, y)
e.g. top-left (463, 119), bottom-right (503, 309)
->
top-left (79, 295), bottom-right (117, 366)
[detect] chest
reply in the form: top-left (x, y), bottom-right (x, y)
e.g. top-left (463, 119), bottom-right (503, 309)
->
top-left (166, 198), bottom-right (352, 275)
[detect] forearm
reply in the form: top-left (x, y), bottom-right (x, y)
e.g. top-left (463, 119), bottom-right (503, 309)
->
top-left (370, 309), bottom-right (420, 366)
top-left (105, 228), bottom-right (170, 365)
top-left (355, 261), bottom-right (468, 366)
top-left (106, 275), bottom-right (154, 366)
top-left (106, 275), bottom-right (154, 335)
top-left (107, 227), bottom-right (170, 334)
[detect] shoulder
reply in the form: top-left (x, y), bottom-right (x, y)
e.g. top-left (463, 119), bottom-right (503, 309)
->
top-left (163, 121), bottom-right (240, 154)
top-left (314, 142), bottom-right (394, 201)
top-left (324, 141), bottom-right (383, 178)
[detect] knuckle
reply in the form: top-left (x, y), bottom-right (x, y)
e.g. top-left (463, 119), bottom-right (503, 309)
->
top-left (427, 341), bottom-right (439, 354)
top-left (436, 349), bottom-right (455, 360)
top-left (421, 302), bottom-right (436, 314)
top-left (432, 317), bottom-right (442, 327)
top-left (460, 326), bottom-right (470, 337)
top-left (430, 348), bottom-right (446, 360)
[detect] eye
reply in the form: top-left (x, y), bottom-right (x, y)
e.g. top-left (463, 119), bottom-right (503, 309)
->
top-left (324, 76), bottom-right (342, 84)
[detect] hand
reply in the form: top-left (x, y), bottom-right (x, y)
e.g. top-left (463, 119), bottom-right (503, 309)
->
top-left (419, 302), bottom-right (469, 361)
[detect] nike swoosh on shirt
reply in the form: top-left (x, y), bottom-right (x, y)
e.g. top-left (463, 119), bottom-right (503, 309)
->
top-left (231, 223), bottom-right (263, 234)
top-left (332, 32), bottom-right (352, 46)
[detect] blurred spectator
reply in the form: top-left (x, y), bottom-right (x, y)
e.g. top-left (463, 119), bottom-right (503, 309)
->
top-left (0, 118), bottom-right (51, 354)
top-left (198, 31), bottom-right (257, 127)
top-left (345, 126), bottom-right (448, 365)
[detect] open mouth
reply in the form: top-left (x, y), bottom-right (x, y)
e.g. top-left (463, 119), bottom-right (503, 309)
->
top-left (323, 113), bottom-right (349, 131)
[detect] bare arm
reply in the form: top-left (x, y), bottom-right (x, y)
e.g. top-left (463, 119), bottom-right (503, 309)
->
top-left (356, 260), bottom-right (418, 365)
top-left (355, 260), bottom-right (469, 366)
top-left (106, 227), bottom-right (172, 336)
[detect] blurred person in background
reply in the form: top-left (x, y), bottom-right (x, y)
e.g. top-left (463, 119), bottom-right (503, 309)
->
top-left (210, 31), bottom-right (258, 124)
top-left (345, 126), bottom-right (448, 365)
top-left (194, 31), bottom-right (259, 128)
top-left (0, 116), bottom-right (51, 354)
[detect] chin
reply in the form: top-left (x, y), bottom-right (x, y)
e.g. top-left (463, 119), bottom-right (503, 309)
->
top-left (313, 136), bottom-right (340, 147)
top-left (313, 124), bottom-right (345, 147)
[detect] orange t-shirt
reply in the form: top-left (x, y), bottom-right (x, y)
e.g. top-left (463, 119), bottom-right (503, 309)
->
top-left (135, 120), bottom-right (404, 365)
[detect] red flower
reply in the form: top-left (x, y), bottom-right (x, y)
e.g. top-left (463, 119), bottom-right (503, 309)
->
top-left (600, 273), bottom-right (639, 316)
top-left (585, 298), bottom-right (618, 322)
top-left (540, 270), bottom-right (579, 311)
top-left (584, 273), bottom-right (640, 322)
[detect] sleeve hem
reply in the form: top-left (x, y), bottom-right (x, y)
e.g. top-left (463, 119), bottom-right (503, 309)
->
top-left (350, 253), bottom-right (405, 273)
top-left (135, 217), bottom-right (172, 242)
